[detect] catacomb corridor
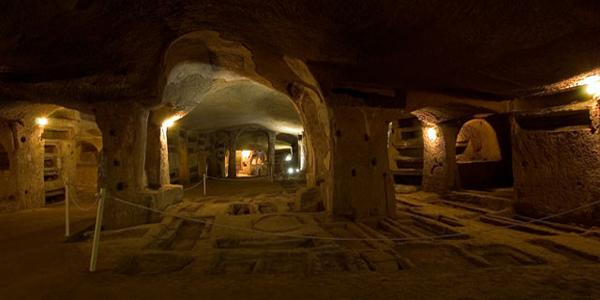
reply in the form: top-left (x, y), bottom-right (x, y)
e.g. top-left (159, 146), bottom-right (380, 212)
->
top-left (2, 2), bottom-right (600, 299)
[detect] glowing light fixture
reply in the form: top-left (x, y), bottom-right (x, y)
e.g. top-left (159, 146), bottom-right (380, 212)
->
top-left (287, 167), bottom-right (294, 175)
top-left (35, 117), bottom-right (48, 126)
top-left (583, 75), bottom-right (600, 96)
top-left (241, 150), bottom-right (252, 159)
top-left (285, 154), bottom-right (292, 161)
top-left (162, 115), bottom-right (181, 128)
top-left (295, 168), bottom-right (300, 173)
top-left (426, 126), bottom-right (438, 142)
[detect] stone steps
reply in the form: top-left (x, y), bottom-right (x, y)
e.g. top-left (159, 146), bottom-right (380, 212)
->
top-left (391, 168), bottom-right (422, 176)
top-left (394, 156), bottom-right (423, 163)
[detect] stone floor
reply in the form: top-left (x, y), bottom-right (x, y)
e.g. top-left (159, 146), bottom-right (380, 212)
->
top-left (2, 180), bottom-right (600, 299)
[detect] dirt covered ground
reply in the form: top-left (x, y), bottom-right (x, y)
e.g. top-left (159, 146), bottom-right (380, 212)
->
top-left (2, 180), bottom-right (600, 299)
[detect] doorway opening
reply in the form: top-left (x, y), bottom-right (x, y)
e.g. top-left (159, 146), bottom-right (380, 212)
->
top-left (387, 117), bottom-right (424, 193)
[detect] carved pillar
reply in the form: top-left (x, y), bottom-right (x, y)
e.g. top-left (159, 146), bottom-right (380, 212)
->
top-left (95, 101), bottom-right (150, 229)
top-left (298, 134), bottom-right (306, 171)
top-left (268, 131), bottom-right (276, 181)
top-left (421, 123), bottom-right (459, 193)
top-left (10, 121), bottom-right (45, 209)
top-left (227, 131), bottom-right (237, 178)
top-left (146, 119), bottom-right (170, 189)
top-left (177, 129), bottom-right (190, 184)
top-left (329, 101), bottom-right (397, 219)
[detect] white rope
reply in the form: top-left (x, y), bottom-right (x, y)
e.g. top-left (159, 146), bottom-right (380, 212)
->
top-left (110, 195), bottom-right (600, 242)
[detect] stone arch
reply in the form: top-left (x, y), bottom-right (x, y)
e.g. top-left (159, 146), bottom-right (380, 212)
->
top-left (157, 30), bottom-right (334, 209)
top-left (456, 118), bottom-right (502, 163)
top-left (74, 140), bottom-right (100, 190)
top-left (455, 118), bottom-right (514, 190)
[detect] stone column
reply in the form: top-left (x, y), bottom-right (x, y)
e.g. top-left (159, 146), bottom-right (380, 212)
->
top-left (146, 120), bottom-right (170, 189)
top-left (60, 136), bottom-right (78, 202)
top-left (177, 129), bottom-right (190, 185)
top-left (268, 131), bottom-right (276, 181)
top-left (227, 131), bottom-right (237, 178)
top-left (421, 122), bottom-right (459, 193)
top-left (95, 101), bottom-right (150, 229)
top-left (10, 121), bottom-right (45, 209)
top-left (329, 103), bottom-right (397, 219)
top-left (298, 134), bottom-right (306, 171)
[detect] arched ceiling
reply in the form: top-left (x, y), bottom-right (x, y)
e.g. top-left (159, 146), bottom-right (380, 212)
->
top-left (179, 81), bottom-right (303, 134)
top-left (236, 131), bottom-right (296, 150)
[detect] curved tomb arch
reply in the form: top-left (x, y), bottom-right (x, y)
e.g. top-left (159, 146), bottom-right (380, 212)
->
top-left (455, 118), bottom-right (512, 190)
top-left (74, 140), bottom-right (100, 191)
top-left (456, 118), bottom-right (502, 163)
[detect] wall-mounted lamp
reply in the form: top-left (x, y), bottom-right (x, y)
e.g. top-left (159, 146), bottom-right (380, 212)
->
top-left (426, 126), bottom-right (438, 142)
top-left (583, 75), bottom-right (600, 97)
top-left (162, 115), bottom-right (181, 129)
top-left (35, 117), bottom-right (48, 127)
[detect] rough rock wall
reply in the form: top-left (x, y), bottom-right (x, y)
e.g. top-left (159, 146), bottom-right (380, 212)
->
top-left (511, 103), bottom-right (600, 225)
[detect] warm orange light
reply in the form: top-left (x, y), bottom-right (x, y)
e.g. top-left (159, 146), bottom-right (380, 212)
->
top-left (162, 115), bottom-right (181, 128)
top-left (35, 117), bottom-right (48, 126)
top-left (583, 75), bottom-right (600, 96)
top-left (426, 127), bottom-right (438, 142)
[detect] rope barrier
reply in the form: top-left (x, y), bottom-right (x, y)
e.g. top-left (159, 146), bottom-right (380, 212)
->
top-left (183, 181), bottom-right (204, 191)
top-left (110, 195), bottom-right (600, 242)
top-left (183, 175), bottom-right (272, 192)
top-left (205, 175), bottom-right (270, 181)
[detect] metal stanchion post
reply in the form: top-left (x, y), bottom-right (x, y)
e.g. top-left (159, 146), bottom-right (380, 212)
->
top-left (203, 165), bottom-right (208, 196)
top-left (64, 179), bottom-right (70, 237)
top-left (89, 188), bottom-right (106, 272)
top-left (203, 173), bottom-right (207, 196)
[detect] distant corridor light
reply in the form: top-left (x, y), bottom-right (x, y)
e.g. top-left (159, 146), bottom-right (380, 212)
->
top-left (285, 154), bottom-right (292, 161)
top-left (241, 150), bottom-right (252, 159)
top-left (287, 167), bottom-right (294, 175)
top-left (36, 117), bottom-right (48, 126)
